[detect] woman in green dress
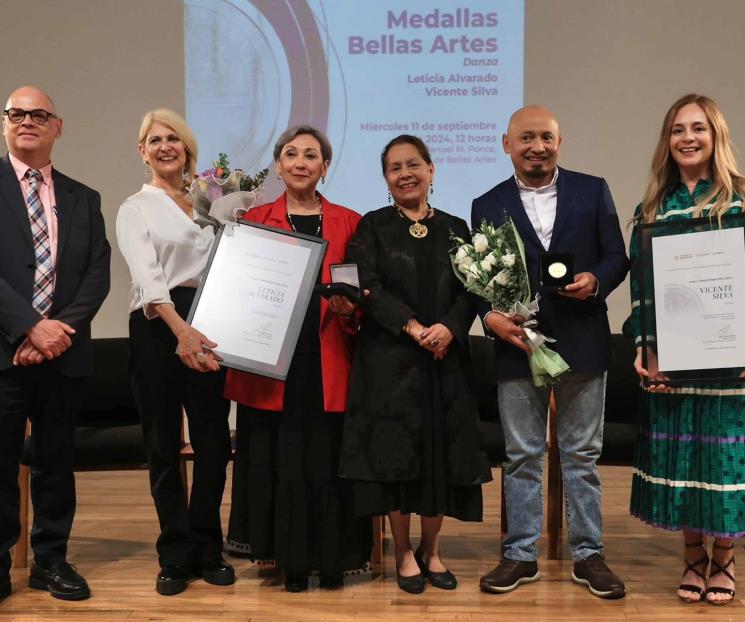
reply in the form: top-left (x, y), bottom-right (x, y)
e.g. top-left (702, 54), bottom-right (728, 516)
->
top-left (628, 93), bottom-right (745, 606)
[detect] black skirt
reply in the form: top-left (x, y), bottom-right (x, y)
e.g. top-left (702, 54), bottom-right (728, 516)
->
top-left (350, 357), bottom-right (484, 522)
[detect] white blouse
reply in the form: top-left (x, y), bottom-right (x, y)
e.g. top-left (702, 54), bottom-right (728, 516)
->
top-left (116, 184), bottom-right (215, 318)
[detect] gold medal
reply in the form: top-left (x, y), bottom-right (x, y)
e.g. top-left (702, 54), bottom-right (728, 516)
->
top-left (548, 262), bottom-right (567, 278)
top-left (409, 221), bottom-right (428, 238)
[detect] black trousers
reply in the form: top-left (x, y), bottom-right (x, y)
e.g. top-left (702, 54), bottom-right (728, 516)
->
top-left (129, 287), bottom-right (231, 567)
top-left (0, 363), bottom-right (83, 575)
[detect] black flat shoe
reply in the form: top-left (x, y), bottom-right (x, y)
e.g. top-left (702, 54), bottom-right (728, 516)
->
top-left (29, 561), bottom-right (90, 601)
top-left (396, 563), bottom-right (425, 594)
top-left (200, 557), bottom-right (235, 586)
top-left (319, 572), bottom-right (344, 590)
top-left (284, 572), bottom-right (309, 592)
top-left (156, 565), bottom-right (196, 596)
top-left (413, 548), bottom-right (457, 590)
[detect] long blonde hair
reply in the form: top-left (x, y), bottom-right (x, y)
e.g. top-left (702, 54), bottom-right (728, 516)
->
top-left (640, 94), bottom-right (745, 223)
top-left (138, 108), bottom-right (198, 188)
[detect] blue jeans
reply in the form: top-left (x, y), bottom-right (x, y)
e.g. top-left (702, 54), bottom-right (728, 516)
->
top-left (498, 372), bottom-right (606, 562)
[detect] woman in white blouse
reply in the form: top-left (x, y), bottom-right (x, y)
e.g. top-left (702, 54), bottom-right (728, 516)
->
top-left (116, 109), bottom-right (232, 596)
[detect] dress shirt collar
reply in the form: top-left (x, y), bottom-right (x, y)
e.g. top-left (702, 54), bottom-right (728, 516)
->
top-left (514, 167), bottom-right (559, 192)
top-left (9, 152), bottom-right (53, 186)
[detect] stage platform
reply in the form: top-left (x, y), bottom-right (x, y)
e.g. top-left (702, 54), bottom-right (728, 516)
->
top-left (2, 466), bottom-right (741, 621)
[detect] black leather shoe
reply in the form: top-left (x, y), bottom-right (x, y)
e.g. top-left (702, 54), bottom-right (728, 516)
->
top-left (396, 563), bottom-right (425, 594)
top-left (156, 565), bottom-right (196, 596)
top-left (284, 572), bottom-right (309, 592)
top-left (200, 557), bottom-right (235, 586)
top-left (479, 559), bottom-right (540, 594)
top-left (413, 548), bottom-right (457, 590)
top-left (572, 554), bottom-right (625, 599)
top-left (319, 572), bottom-right (344, 590)
top-left (29, 561), bottom-right (90, 601)
top-left (0, 575), bottom-right (11, 601)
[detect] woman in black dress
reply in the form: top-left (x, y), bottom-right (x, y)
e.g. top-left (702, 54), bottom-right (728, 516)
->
top-left (339, 135), bottom-right (492, 593)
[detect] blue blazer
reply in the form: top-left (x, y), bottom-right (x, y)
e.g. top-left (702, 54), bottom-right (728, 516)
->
top-left (471, 167), bottom-right (629, 379)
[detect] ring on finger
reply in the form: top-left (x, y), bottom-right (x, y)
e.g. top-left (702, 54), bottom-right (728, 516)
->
top-left (196, 351), bottom-right (207, 364)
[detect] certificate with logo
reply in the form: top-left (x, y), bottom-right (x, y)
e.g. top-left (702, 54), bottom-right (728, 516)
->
top-left (187, 221), bottom-right (327, 380)
top-left (637, 214), bottom-right (745, 384)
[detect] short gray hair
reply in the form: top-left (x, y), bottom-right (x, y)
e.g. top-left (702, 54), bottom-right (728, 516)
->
top-left (273, 125), bottom-right (332, 163)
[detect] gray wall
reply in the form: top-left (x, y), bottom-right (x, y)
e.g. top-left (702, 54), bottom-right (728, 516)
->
top-left (1, 0), bottom-right (743, 336)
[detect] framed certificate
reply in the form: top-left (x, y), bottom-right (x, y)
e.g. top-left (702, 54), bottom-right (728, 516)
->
top-left (187, 221), bottom-right (327, 380)
top-left (637, 213), bottom-right (745, 385)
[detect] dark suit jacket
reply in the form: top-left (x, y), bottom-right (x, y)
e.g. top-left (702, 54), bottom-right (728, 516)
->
top-left (0, 154), bottom-right (111, 377)
top-left (471, 167), bottom-right (629, 379)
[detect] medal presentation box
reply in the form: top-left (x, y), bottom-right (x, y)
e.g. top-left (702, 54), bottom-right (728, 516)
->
top-left (539, 252), bottom-right (574, 290)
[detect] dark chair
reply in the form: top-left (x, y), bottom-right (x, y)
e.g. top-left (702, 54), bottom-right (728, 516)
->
top-left (599, 334), bottom-right (640, 465)
top-left (73, 337), bottom-right (147, 470)
top-left (470, 334), bottom-right (507, 465)
top-left (469, 335), bottom-right (508, 535)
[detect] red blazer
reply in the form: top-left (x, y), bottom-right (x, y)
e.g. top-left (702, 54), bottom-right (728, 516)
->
top-left (224, 192), bottom-right (361, 412)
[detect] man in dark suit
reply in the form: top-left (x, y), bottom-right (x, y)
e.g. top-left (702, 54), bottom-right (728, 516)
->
top-left (0, 86), bottom-right (110, 601)
top-left (473, 106), bottom-right (629, 599)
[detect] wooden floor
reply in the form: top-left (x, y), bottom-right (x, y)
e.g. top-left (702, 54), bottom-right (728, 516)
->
top-left (1, 466), bottom-right (742, 621)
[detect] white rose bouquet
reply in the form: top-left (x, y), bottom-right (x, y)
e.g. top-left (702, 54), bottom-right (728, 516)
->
top-left (450, 217), bottom-right (569, 387)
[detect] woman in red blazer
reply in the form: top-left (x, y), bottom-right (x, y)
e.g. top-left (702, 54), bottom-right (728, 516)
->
top-left (224, 126), bottom-right (370, 591)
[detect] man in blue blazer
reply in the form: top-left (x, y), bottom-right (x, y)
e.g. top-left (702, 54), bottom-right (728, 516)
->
top-left (473, 106), bottom-right (628, 599)
top-left (0, 87), bottom-right (110, 601)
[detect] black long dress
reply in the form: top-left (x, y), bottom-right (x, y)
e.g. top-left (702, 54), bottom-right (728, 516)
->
top-left (226, 215), bottom-right (371, 576)
top-left (339, 207), bottom-right (492, 521)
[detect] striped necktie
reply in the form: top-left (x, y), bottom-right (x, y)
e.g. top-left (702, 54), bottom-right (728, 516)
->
top-left (25, 169), bottom-right (54, 316)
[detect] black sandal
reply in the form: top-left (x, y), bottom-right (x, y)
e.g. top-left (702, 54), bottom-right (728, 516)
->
top-left (678, 541), bottom-right (708, 603)
top-left (706, 542), bottom-right (735, 606)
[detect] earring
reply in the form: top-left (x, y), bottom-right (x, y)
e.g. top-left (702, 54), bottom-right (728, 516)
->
top-left (387, 191), bottom-right (392, 204)
top-left (144, 163), bottom-right (151, 179)
top-left (321, 176), bottom-right (326, 185)
top-left (276, 174), bottom-right (282, 181)
top-left (429, 182), bottom-right (434, 195)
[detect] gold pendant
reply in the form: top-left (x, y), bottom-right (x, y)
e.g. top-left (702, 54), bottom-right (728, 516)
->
top-left (409, 222), bottom-right (428, 238)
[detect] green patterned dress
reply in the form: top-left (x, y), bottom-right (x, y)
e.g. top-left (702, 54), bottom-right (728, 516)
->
top-left (628, 180), bottom-right (745, 537)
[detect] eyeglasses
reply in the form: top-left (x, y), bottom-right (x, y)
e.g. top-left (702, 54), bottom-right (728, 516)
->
top-left (3, 108), bottom-right (58, 125)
